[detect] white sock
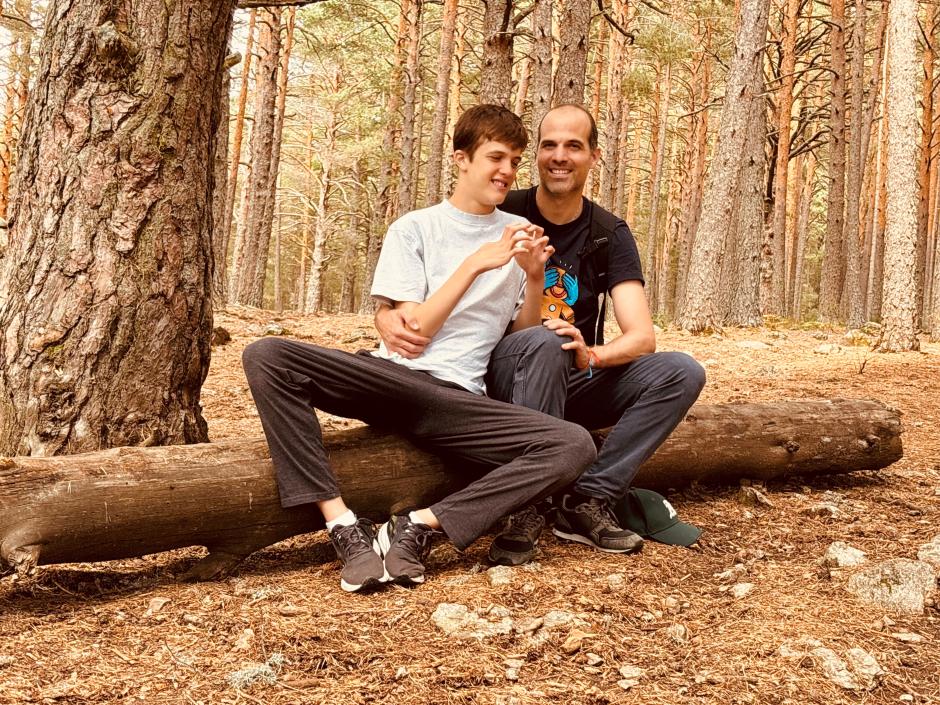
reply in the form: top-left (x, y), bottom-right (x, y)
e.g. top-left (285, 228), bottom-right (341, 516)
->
top-left (326, 510), bottom-right (356, 531)
top-left (408, 511), bottom-right (425, 526)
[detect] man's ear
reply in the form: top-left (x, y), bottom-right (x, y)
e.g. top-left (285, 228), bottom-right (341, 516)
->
top-left (590, 148), bottom-right (601, 168)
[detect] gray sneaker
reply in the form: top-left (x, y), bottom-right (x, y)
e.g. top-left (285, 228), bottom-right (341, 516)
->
top-left (376, 514), bottom-right (439, 585)
top-left (329, 518), bottom-right (388, 592)
top-left (488, 505), bottom-right (546, 566)
top-left (552, 494), bottom-right (644, 553)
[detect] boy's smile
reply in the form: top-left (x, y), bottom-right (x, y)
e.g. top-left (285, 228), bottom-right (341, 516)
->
top-left (451, 140), bottom-right (523, 215)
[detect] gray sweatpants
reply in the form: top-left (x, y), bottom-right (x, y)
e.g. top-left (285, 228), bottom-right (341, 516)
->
top-left (485, 326), bottom-right (705, 503)
top-left (242, 337), bottom-right (596, 549)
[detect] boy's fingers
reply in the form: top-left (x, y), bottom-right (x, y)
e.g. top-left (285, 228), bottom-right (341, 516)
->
top-left (502, 223), bottom-right (532, 241)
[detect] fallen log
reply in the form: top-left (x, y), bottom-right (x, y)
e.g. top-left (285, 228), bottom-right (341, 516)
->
top-left (0, 399), bottom-right (901, 580)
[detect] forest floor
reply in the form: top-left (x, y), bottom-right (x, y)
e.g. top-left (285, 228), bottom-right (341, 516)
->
top-left (1, 307), bottom-right (939, 705)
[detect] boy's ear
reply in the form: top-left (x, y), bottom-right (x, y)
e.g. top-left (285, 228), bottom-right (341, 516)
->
top-left (453, 149), bottom-right (470, 171)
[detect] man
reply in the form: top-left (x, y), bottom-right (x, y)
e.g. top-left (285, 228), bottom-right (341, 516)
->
top-left (243, 104), bottom-right (595, 592)
top-left (376, 104), bottom-right (705, 566)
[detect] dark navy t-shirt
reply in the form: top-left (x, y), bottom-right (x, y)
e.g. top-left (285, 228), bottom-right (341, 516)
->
top-left (501, 187), bottom-right (644, 345)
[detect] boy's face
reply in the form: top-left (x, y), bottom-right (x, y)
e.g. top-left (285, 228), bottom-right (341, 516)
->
top-left (454, 140), bottom-right (523, 210)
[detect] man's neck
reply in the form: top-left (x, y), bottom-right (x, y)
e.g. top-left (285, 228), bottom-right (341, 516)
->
top-left (534, 186), bottom-right (584, 225)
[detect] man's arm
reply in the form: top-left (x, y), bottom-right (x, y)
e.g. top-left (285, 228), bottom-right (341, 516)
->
top-left (374, 303), bottom-right (429, 359)
top-left (544, 279), bottom-right (655, 369)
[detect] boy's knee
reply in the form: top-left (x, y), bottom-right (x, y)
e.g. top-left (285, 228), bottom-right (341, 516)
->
top-left (242, 337), bottom-right (288, 379)
top-left (557, 424), bottom-right (597, 482)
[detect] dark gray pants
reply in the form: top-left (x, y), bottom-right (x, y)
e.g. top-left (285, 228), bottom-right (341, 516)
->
top-left (485, 326), bottom-right (705, 503)
top-left (242, 337), bottom-right (596, 549)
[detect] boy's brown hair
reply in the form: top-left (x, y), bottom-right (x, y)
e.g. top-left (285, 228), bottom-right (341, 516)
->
top-left (453, 104), bottom-right (528, 159)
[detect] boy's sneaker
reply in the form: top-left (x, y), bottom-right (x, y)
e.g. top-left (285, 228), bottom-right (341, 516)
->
top-left (488, 505), bottom-right (546, 566)
top-left (329, 518), bottom-right (388, 592)
top-left (376, 514), bottom-right (438, 585)
top-left (552, 494), bottom-right (644, 553)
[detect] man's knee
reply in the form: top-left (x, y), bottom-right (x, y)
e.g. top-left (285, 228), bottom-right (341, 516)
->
top-left (510, 325), bottom-right (573, 365)
top-left (662, 351), bottom-right (706, 399)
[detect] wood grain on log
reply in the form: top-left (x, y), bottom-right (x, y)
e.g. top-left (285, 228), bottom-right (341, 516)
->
top-left (0, 399), bottom-right (902, 580)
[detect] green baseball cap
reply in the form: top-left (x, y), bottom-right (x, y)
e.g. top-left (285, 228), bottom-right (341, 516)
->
top-left (613, 488), bottom-right (701, 547)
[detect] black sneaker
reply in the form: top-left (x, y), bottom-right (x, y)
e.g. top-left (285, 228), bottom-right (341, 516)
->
top-left (329, 518), bottom-right (388, 592)
top-left (376, 514), bottom-right (438, 585)
top-left (488, 505), bottom-right (546, 566)
top-left (552, 494), bottom-right (644, 553)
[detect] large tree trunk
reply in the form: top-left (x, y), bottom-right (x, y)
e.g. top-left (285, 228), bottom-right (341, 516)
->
top-left (0, 399), bottom-right (902, 579)
top-left (425, 0), bottom-right (459, 205)
top-left (229, 8), bottom-right (281, 307)
top-left (553, 0), bottom-right (591, 104)
top-left (819, 0), bottom-right (848, 322)
top-left (0, 0), bottom-right (235, 456)
top-left (676, 0), bottom-right (770, 332)
top-left (304, 92), bottom-right (339, 313)
top-left (396, 0), bottom-right (423, 216)
top-left (0, 0), bottom-right (33, 223)
top-left (916, 2), bottom-right (936, 328)
top-left (645, 63), bottom-right (671, 314)
top-left (791, 152), bottom-right (817, 318)
top-left (878, 0), bottom-right (920, 351)
top-left (480, 0), bottom-right (514, 107)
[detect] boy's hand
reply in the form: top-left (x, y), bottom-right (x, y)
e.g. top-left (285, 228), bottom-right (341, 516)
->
top-left (513, 224), bottom-right (553, 278)
top-left (467, 223), bottom-right (534, 274)
top-left (374, 305), bottom-right (430, 358)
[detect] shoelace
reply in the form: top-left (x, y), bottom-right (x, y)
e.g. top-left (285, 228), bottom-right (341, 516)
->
top-left (579, 499), bottom-right (620, 532)
top-left (397, 520), bottom-right (433, 558)
top-left (508, 506), bottom-right (543, 535)
top-left (333, 521), bottom-right (375, 559)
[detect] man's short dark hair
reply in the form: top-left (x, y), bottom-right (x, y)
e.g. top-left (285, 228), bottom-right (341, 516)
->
top-left (453, 104), bottom-right (528, 159)
top-left (537, 104), bottom-right (599, 151)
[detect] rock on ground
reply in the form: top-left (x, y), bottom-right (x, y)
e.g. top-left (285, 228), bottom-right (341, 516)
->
top-left (431, 603), bottom-right (513, 640)
top-left (846, 559), bottom-right (937, 614)
top-left (917, 534), bottom-right (940, 570)
top-left (824, 541), bottom-right (867, 568)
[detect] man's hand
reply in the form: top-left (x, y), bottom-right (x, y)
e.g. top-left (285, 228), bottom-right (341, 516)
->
top-left (543, 317), bottom-right (590, 370)
top-left (374, 304), bottom-right (431, 359)
top-left (513, 224), bottom-right (553, 278)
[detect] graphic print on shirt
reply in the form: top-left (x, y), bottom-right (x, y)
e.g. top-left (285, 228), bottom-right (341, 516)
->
top-left (541, 264), bottom-right (578, 323)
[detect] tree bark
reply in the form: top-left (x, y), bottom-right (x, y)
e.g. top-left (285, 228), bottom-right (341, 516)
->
top-left (0, 0), bottom-right (236, 456)
top-left (676, 0), bottom-right (770, 332)
top-left (645, 63), bottom-right (671, 315)
top-left (791, 152), bottom-right (817, 318)
top-left (916, 2), bottom-right (936, 327)
top-left (229, 8), bottom-right (281, 306)
top-left (819, 0), bottom-right (847, 322)
top-left (529, 0), bottom-right (553, 184)
top-left (0, 399), bottom-right (902, 579)
top-left (480, 0), bottom-right (515, 107)
top-left (426, 0), bottom-right (459, 205)
top-left (878, 0), bottom-right (920, 351)
top-left (0, 1), bottom-right (33, 223)
top-left (217, 10), bottom-right (257, 305)
top-left (841, 0), bottom-right (867, 327)
top-left (304, 85), bottom-right (338, 313)
top-left (599, 6), bottom-right (626, 210)
top-left (553, 0), bottom-right (592, 104)
top-left (396, 0), bottom-right (423, 215)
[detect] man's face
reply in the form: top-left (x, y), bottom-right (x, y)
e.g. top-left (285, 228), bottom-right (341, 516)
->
top-left (536, 108), bottom-right (600, 197)
top-left (454, 139), bottom-right (523, 209)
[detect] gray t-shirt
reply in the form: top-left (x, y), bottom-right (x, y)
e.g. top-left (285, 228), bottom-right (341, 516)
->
top-left (371, 199), bottom-right (529, 394)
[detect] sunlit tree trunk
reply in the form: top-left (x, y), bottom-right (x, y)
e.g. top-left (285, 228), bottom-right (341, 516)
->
top-left (599, 9), bottom-right (626, 210)
top-left (645, 62), bottom-right (671, 314)
top-left (878, 0), bottom-right (920, 351)
top-left (425, 0), bottom-right (459, 205)
top-left (397, 0), bottom-right (423, 215)
top-left (585, 20), bottom-right (607, 201)
top-left (819, 0), bottom-right (847, 321)
top-left (0, 0), bottom-right (235, 455)
top-left (212, 51), bottom-right (238, 306)
top-left (676, 0), bottom-right (769, 332)
top-left (305, 99), bottom-right (338, 313)
top-left (0, 0), bottom-right (33, 224)
top-left (916, 2), bottom-right (936, 326)
top-left (553, 0), bottom-right (591, 104)
top-left (216, 10), bottom-right (256, 304)
top-left (530, 0), bottom-right (552, 183)
top-left (791, 153), bottom-right (818, 318)
top-left (868, 95), bottom-right (888, 322)
top-left (441, 6), bottom-right (467, 196)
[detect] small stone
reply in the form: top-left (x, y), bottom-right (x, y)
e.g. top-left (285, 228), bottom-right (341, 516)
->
top-left (663, 623), bottom-right (689, 643)
top-left (891, 632), bottom-right (925, 643)
top-left (607, 573), bottom-right (626, 591)
top-left (182, 613), bottom-right (203, 626)
top-left (778, 643), bottom-right (802, 659)
top-left (395, 666), bottom-right (408, 680)
top-left (900, 695), bottom-right (914, 702)
top-left (263, 323), bottom-right (285, 336)
top-left (801, 502), bottom-right (840, 519)
top-left (542, 610), bottom-right (579, 629)
top-left (210, 326), bottom-right (231, 346)
top-left (276, 604), bottom-right (308, 617)
top-left (737, 340), bottom-right (772, 350)
top-left (811, 647), bottom-right (859, 690)
top-left (814, 343), bottom-right (842, 354)
top-left (844, 329), bottom-right (872, 346)
top-left (844, 647), bottom-right (884, 690)
top-left (846, 559), bottom-right (937, 614)
top-left (585, 653), bottom-right (603, 666)
top-left (617, 679), bottom-right (637, 691)
top-left (504, 658), bottom-right (525, 669)
top-left (0, 655), bottom-right (14, 668)
top-left (640, 611), bottom-right (656, 622)
top-left (430, 603), bottom-right (514, 640)
top-left (562, 628), bottom-right (593, 654)
top-left (617, 664), bottom-right (645, 689)
top-left (487, 566), bottom-right (514, 587)
top-left (916, 534), bottom-right (940, 570)
top-left (234, 628), bottom-right (254, 652)
top-left (664, 596), bottom-right (680, 614)
top-left (737, 486), bottom-right (775, 508)
top-left (823, 542), bottom-right (867, 568)
top-left (731, 583), bottom-right (754, 599)
top-left (812, 331), bottom-right (829, 340)
top-left (144, 596), bottom-right (171, 617)
top-left (513, 616), bottom-right (543, 635)
top-left (505, 667), bottom-right (520, 681)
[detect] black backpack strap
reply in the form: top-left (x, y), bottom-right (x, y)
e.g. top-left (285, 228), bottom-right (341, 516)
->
top-left (577, 201), bottom-right (619, 345)
top-left (500, 188), bottom-right (532, 219)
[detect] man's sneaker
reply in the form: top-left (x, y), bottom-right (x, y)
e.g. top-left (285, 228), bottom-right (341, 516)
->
top-left (552, 494), bottom-right (644, 553)
top-left (376, 514), bottom-right (438, 585)
top-left (488, 505), bottom-right (546, 566)
top-left (329, 518), bottom-right (388, 592)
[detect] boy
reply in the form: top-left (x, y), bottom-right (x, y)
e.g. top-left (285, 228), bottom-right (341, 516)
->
top-left (242, 105), bottom-right (596, 591)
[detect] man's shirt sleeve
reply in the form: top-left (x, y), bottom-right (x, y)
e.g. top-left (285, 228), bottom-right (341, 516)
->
top-left (607, 219), bottom-right (645, 289)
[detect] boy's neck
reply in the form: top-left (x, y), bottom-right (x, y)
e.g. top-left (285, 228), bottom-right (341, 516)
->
top-left (535, 186), bottom-right (584, 225)
top-left (448, 189), bottom-right (497, 216)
